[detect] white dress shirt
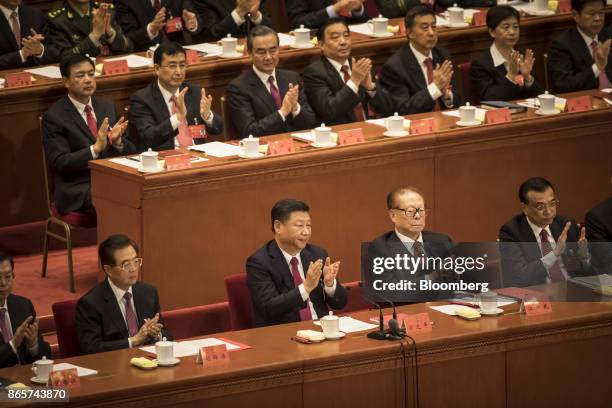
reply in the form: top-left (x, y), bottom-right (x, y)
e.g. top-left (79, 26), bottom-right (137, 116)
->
top-left (525, 217), bottom-right (570, 283)
top-left (252, 65), bottom-right (301, 120)
top-left (67, 94), bottom-right (99, 159)
top-left (107, 278), bottom-right (137, 347)
top-left (324, 57), bottom-right (375, 97)
top-left (409, 43), bottom-right (453, 107)
top-left (576, 26), bottom-right (601, 78)
top-left (0, 4), bottom-right (45, 62)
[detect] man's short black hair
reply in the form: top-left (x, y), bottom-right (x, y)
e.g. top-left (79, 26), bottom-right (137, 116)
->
top-left (271, 199), bottom-right (310, 232)
top-left (518, 177), bottom-right (555, 204)
top-left (405, 5), bottom-right (436, 30)
top-left (60, 54), bottom-right (95, 78)
top-left (0, 252), bottom-right (14, 271)
top-left (247, 24), bottom-right (279, 51)
top-left (387, 187), bottom-right (425, 209)
top-left (153, 41), bottom-right (186, 66)
top-left (99, 234), bottom-right (139, 267)
top-left (571, 0), bottom-right (605, 13)
top-left (317, 17), bottom-right (349, 42)
top-left (486, 6), bottom-right (520, 30)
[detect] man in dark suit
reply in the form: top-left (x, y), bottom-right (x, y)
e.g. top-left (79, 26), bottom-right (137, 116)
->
top-left (47, 1), bottom-right (133, 60)
top-left (75, 235), bottom-right (172, 355)
top-left (286, 0), bottom-right (368, 30)
top-left (192, 0), bottom-right (273, 43)
top-left (585, 178), bottom-right (612, 273)
top-left (0, 252), bottom-right (51, 368)
top-left (379, 6), bottom-right (461, 115)
top-left (548, 0), bottom-right (611, 93)
top-left (130, 41), bottom-right (223, 151)
top-left (43, 54), bottom-right (133, 216)
top-left (303, 18), bottom-right (392, 125)
top-left (499, 177), bottom-right (591, 288)
top-left (115, 0), bottom-right (202, 51)
top-left (247, 199), bottom-right (347, 327)
top-left (471, 6), bottom-right (543, 103)
top-left (226, 25), bottom-right (315, 139)
top-left (0, 0), bottom-right (59, 69)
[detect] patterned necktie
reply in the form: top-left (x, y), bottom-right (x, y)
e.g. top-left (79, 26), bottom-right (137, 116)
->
top-left (0, 308), bottom-right (13, 343)
top-left (268, 76), bottom-right (282, 109)
top-left (290, 257), bottom-right (313, 321)
top-left (84, 105), bottom-right (98, 140)
top-left (340, 65), bottom-right (366, 122)
top-left (170, 95), bottom-right (193, 148)
top-left (539, 229), bottom-right (565, 282)
top-left (424, 57), bottom-right (441, 111)
top-left (123, 292), bottom-right (139, 337)
top-left (412, 241), bottom-right (426, 258)
top-left (10, 11), bottom-right (20, 46)
top-left (590, 41), bottom-right (611, 89)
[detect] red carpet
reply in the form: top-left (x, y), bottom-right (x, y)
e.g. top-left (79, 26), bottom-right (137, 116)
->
top-left (12, 246), bottom-right (99, 317)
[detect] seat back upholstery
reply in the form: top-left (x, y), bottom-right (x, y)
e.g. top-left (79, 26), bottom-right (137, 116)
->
top-left (52, 299), bottom-right (80, 358)
top-left (224, 273), bottom-right (254, 331)
top-left (163, 302), bottom-right (232, 339)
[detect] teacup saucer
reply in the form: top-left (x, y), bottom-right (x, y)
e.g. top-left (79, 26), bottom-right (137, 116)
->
top-left (156, 357), bottom-right (181, 367)
top-left (535, 108), bottom-right (561, 116)
top-left (290, 42), bottom-right (314, 49)
top-left (137, 165), bottom-right (163, 174)
top-left (30, 376), bottom-right (48, 385)
top-left (311, 141), bottom-right (337, 148)
top-left (447, 22), bottom-right (469, 28)
top-left (238, 152), bottom-right (265, 159)
top-left (479, 307), bottom-right (504, 316)
top-left (324, 332), bottom-right (346, 340)
top-left (456, 120), bottom-right (482, 127)
top-left (383, 130), bottom-right (409, 137)
top-left (369, 31), bottom-right (394, 38)
top-left (219, 52), bottom-right (243, 59)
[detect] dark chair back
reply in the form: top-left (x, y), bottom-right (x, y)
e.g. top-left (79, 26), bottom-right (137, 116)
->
top-left (224, 273), bottom-right (254, 331)
top-left (52, 299), bottom-right (81, 358)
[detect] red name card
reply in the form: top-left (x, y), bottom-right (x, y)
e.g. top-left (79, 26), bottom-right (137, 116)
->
top-left (165, 17), bottom-right (183, 33)
top-left (484, 107), bottom-right (511, 124)
top-left (402, 312), bottom-right (432, 334)
top-left (186, 49), bottom-right (199, 65)
top-left (5, 72), bottom-right (31, 88)
top-left (524, 299), bottom-right (553, 315)
top-left (566, 95), bottom-right (592, 113)
top-left (267, 139), bottom-right (295, 155)
top-left (399, 21), bottom-right (406, 36)
top-left (200, 345), bottom-right (229, 364)
top-left (338, 7), bottom-right (351, 17)
top-left (165, 153), bottom-right (191, 170)
top-left (558, 0), bottom-right (571, 12)
top-left (50, 368), bottom-right (80, 388)
top-left (473, 10), bottom-right (488, 26)
top-left (410, 118), bottom-right (435, 134)
top-left (189, 124), bottom-right (206, 139)
top-left (337, 128), bottom-right (364, 145)
top-left (103, 59), bottom-right (129, 75)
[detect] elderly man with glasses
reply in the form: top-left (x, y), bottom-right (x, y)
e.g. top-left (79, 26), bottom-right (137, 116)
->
top-left (75, 234), bottom-right (172, 355)
top-left (499, 177), bottom-right (592, 288)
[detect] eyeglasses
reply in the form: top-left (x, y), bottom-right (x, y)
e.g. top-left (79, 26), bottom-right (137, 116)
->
top-left (532, 199), bottom-right (559, 212)
top-left (0, 273), bottom-right (13, 282)
top-left (114, 258), bottom-right (143, 271)
top-left (394, 207), bottom-right (428, 218)
top-left (160, 63), bottom-right (187, 71)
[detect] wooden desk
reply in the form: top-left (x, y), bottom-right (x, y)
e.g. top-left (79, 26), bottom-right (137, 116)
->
top-left (1, 281), bottom-right (611, 407)
top-left (3, 10), bottom-right (611, 227)
top-left (89, 91), bottom-right (612, 310)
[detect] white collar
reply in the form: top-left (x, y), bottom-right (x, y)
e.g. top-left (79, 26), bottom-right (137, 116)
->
top-left (577, 26), bottom-right (598, 48)
top-left (525, 216), bottom-right (553, 241)
top-left (0, 298), bottom-right (7, 310)
top-left (409, 42), bottom-right (432, 65)
top-left (395, 229), bottom-right (423, 244)
top-left (490, 43), bottom-right (508, 68)
top-left (252, 65), bottom-right (277, 86)
top-left (0, 4), bottom-right (18, 21)
top-left (278, 245), bottom-right (302, 267)
top-left (157, 80), bottom-right (179, 103)
top-left (325, 56), bottom-right (349, 74)
top-left (68, 94), bottom-right (92, 115)
top-left (107, 277), bottom-right (133, 304)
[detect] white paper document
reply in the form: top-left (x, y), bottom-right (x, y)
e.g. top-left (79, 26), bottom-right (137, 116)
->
top-left (25, 66), bottom-right (62, 79)
top-left (53, 363), bottom-right (98, 377)
top-left (278, 33), bottom-right (295, 47)
top-left (517, 97), bottom-right (567, 110)
top-left (141, 338), bottom-right (241, 358)
top-left (312, 316), bottom-right (378, 333)
top-left (442, 108), bottom-right (487, 122)
top-left (105, 54), bottom-right (152, 68)
top-left (571, 274), bottom-right (612, 289)
top-left (429, 304), bottom-right (476, 316)
top-left (188, 141), bottom-right (241, 157)
top-left (184, 43), bottom-right (223, 57)
top-left (109, 157), bottom-right (142, 169)
top-left (291, 131), bottom-right (315, 143)
top-left (348, 23), bottom-right (374, 36)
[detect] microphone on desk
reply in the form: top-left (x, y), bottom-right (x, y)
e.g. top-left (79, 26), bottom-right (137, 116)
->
top-left (361, 291), bottom-right (387, 340)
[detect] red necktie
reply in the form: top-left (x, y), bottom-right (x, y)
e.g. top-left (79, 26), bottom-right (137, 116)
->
top-left (170, 95), bottom-right (193, 148)
top-left (590, 41), bottom-right (611, 89)
top-left (0, 308), bottom-right (13, 343)
top-left (539, 229), bottom-right (565, 282)
top-left (424, 57), bottom-right (441, 111)
top-left (290, 257), bottom-right (313, 321)
top-left (268, 76), bottom-right (282, 109)
top-left (84, 105), bottom-right (98, 140)
top-left (10, 11), bottom-right (20, 46)
top-left (340, 65), bottom-right (366, 122)
top-left (123, 292), bottom-right (139, 337)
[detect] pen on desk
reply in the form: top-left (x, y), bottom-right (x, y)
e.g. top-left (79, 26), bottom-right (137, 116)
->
top-left (127, 156), bottom-right (140, 162)
top-left (450, 301), bottom-right (479, 308)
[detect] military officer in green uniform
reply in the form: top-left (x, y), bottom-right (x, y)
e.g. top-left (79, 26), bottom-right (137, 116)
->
top-left (47, 1), bottom-right (133, 60)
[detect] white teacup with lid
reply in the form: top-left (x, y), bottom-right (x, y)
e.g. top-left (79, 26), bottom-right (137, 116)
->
top-left (459, 102), bottom-right (476, 123)
top-left (155, 337), bottom-right (174, 364)
top-left (320, 311), bottom-right (340, 338)
top-left (239, 134), bottom-right (260, 156)
top-left (538, 91), bottom-right (556, 114)
top-left (140, 148), bottom-right (159, 171)
top-left (448, 4), bottom-right (465, 26)
top-left (368, 14), bottom-right (389, 36)
top-left (221, 34), bottom-right (238, 56)
top-left (313, 123), bottom-right (332, 145)
top-left (294, 25), bottom-right (311, 47)
top-left (31, 356), bottom-right (53, 383)
top-left (385, 112), bottom-right (405, 133)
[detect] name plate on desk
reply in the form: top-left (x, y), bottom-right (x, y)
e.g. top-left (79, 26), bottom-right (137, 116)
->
top-left (558, 0), bottom-right (571, 12)
top-left (267, 139), bottom-right (295, 155)
top-left (410, 118), bottom-right (434, 134)
top-left (50, 368), bottom-right (80, 388)
top-left (473, 10), bottom-right (487, 26)
top-left (524, 299), bottom-right (552, 315)
top-left (199, 345), bottom-right (229, 364)
top-left (103, 60), bottom-right (129, 75)
top-left (189, 124), bottom-right (206, 139)
top-left (403, 312), bottom-right (432, 334)
top-left (566, 96), bottom-right (592, 113)
top-left (485, 108), bottom-right (511, 124)
top-left (5, 72), bottom-right (31, 88)
top-left (186, 49), bottom-right (199, 65)
top-left (165, 153), bottom-right (191, 170)
top-left (165, 17), bottom-right (183, 33)
top-left (337, 128), bottom-right (364, 145)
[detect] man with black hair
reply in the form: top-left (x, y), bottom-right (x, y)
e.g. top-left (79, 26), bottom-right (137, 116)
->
top-left (285, 0), bottom-right (368, 30)
top-left (303, 18), bottom-right (392, 125)
top-left (191, 0), bottom-right (273, 42)
top-left (75, 234), bottom-right (172, 355)
top-left (471, 6), bottom-right (543, 102)
top-left (499, 177), bottom-right (591, 288)
top-left (129, 41), bottom-right (223, 151)
top-left (42, 54), bottom-right (134, 216)
top-left (246, 199), bottom-right (347, 327)
top-left (226, 25), bottom-right (315, 139)
top-left (0, 252), bottom-right (51, 368)
top-left (548, 0), bottom-right (612, 92)
top-left (378, 5), bottom-right (461, 114)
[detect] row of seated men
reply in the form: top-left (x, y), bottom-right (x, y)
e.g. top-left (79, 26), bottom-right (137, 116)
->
top-left (0, 176), bottom-right (610, 367)
top-left (42, 2), bottom-right (612, 217)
